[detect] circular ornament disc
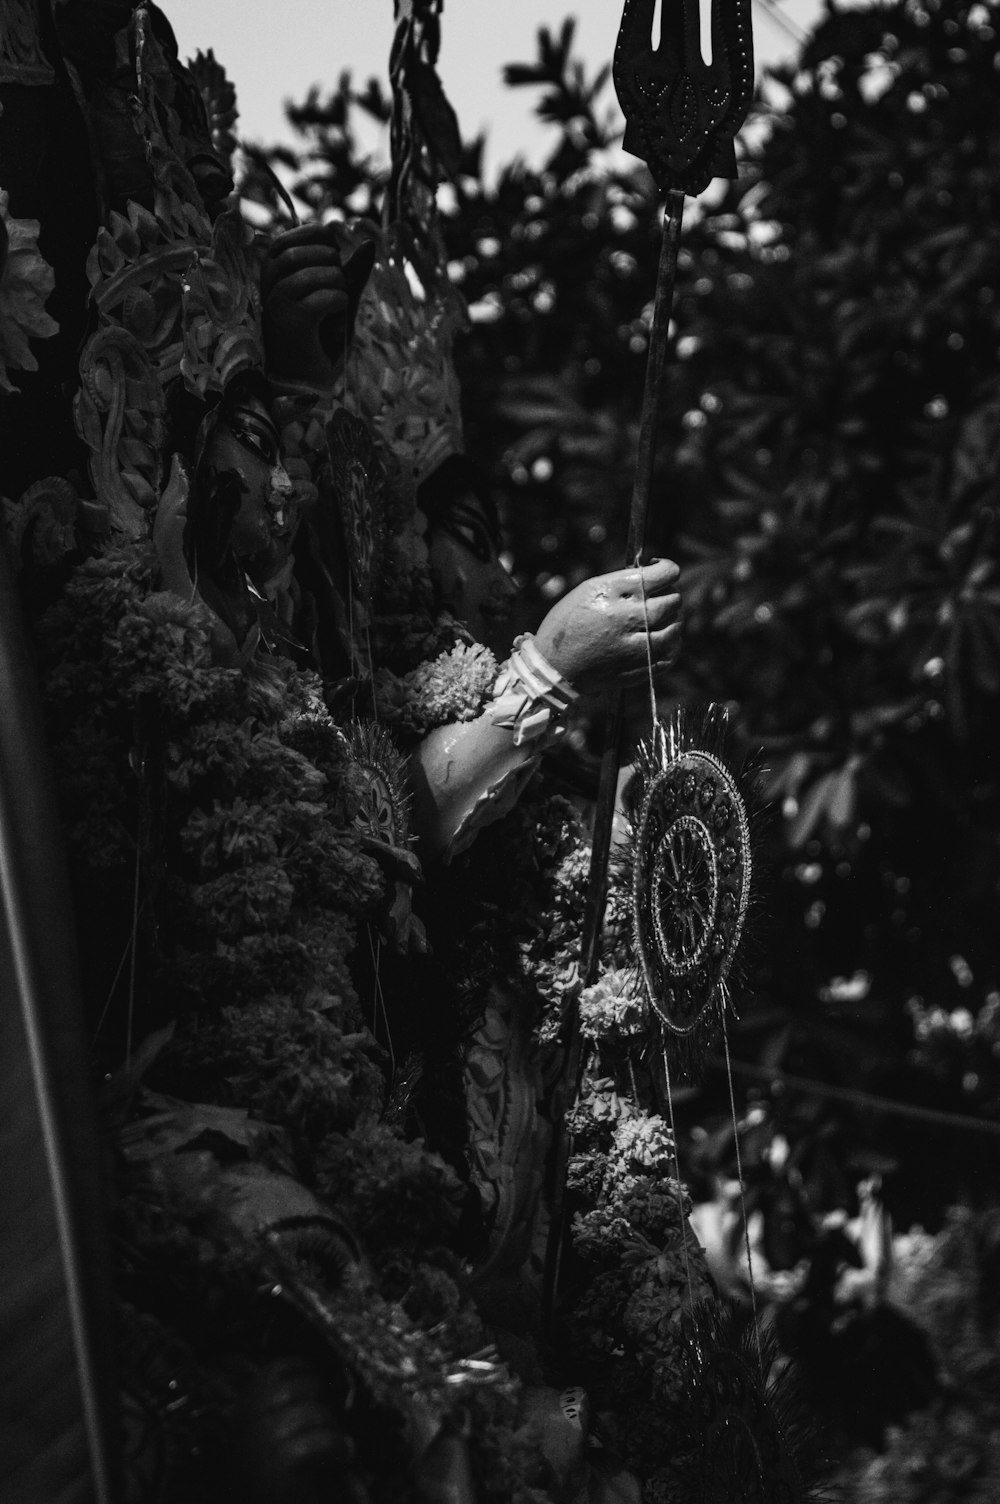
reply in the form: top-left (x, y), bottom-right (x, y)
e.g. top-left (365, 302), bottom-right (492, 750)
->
top-left (632, 748), bottom-right (750, 1037)
top-left (344, 720), bottom-right (410, 847)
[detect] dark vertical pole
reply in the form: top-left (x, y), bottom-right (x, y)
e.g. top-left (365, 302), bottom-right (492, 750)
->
top-left (0, 536), bottom-right (120, 1503)
top-left (543, 190), bottom-right (686, 1331)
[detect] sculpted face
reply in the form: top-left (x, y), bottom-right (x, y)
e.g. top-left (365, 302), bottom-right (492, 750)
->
top-left (426, 485), bottom-right (518, 654)
top-left (202, 392), bottom-right (294, 568)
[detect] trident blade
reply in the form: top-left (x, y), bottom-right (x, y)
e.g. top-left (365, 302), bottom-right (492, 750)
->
top-left (614, 0), bottom-right (754, 193)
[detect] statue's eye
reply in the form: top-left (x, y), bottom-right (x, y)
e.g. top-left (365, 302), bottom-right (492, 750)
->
top-left (229, 420), bottom-right (279, 467)
top-left (451, 521), bottom-right (492, 560)
top-left (444, 505), bottom-right (497, 563)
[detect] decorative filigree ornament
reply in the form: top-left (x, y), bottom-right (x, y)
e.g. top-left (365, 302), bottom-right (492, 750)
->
top-left (129, 4), bottom-right (233, 221)
top-left (326, 409), bottom-right (388, 602)
top-left (178, 209), bottom-right (262, 399)
top-left (186, 49), bottom-right (240, 168)
top-left (336, 227), bottom-right (467, 492)
top-left (343, 720), bottom-right (411, 849)
top-left (73, 10), bottom-right (263, 538)
top-left (3, 476), bottom-right (81, 569)
top-left (75, 328), bottom-right (167, 538)
top-left (0, 0), bottom-right (54, 85)
top-left (614, 0), bottom-right (754, 194)
top-left (625, 704), bottom-right (759, 1079)
top-left (673, 1302), bottom-right (829, 1503)
top-left (0, 190), bottom-right (59, 393)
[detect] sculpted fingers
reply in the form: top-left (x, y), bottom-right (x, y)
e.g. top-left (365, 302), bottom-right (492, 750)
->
top-left (647, 621), bottom-right (682, 669)
top-left (639, 558), bottom-right (681, 596)
top-left (600, 558), bottom-right (681, 603)
top-left (262, 222), bottom-right (346, 259)
top-left (625, 589), bottom-right (681, 635)
top-left (262, 251), bottom-right (348, 301)
top-left (271, 268), bottom-right (350, 313)
top-left (620, 619), bottom-right (681, 669)
top-left (264, 223), bottom-right (330, 251)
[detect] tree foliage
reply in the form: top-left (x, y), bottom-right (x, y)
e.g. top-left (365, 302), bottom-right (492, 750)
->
top-left (248, 0), bottom-right (1000, 1309)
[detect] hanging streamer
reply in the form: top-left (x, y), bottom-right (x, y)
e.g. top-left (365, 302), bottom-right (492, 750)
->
top-left (672, 1301), bottom-right (830, 1502)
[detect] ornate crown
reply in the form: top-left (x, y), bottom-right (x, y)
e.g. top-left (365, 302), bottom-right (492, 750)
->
top-left (335, 227), bottom-right (467, 494)
top-left (73, 8), bottom-right (262, 538)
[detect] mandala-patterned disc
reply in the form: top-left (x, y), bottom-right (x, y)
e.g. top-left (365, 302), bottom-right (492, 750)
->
top-left (343, 720), bottom-right (410, 848)
top-left (626, 708), bottom-right (757, 1074)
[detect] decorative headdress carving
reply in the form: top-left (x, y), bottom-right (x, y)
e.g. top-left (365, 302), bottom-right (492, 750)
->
top-left (178, 210), bottom-right (262, 399)
top-left (0, 0), bottom-right (54, 86)
top-left (73, 8), bottom-right (262, 537)
top-left (185, 49), bottom-right (240, 169)
top-left (75, 326), bottom-right (167, 536)
top-left (336, 230), bottom-right (467, 492)
top-left (0, 190), bottom-right (59, 394)
top-left (330, 1), bottom-right (467, 492)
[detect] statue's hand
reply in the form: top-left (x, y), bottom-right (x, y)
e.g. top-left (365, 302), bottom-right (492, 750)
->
top-left (261, 224), bottom-right (375, 393)
top-left (533, 558), bottom-right (682, 697)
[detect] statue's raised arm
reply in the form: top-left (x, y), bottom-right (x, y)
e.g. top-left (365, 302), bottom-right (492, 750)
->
top-left (409, 557), bottom-right (682, 861)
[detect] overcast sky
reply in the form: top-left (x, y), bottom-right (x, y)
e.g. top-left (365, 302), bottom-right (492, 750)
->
top-left (166, 0), bottom-right (823, 177)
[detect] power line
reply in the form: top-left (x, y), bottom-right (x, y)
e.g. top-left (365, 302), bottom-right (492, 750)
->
top-left (752, 0), bottom-right (809, 48)
top-left (711, 1058), bottom-right (1000, 1139)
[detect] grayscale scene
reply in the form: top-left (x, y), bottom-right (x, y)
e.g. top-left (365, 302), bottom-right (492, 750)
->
top-left (2, 1), bottom-right (998, 1500)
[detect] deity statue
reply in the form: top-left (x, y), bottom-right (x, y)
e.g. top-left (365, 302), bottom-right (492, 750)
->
top-left (0, 5), bottom-right (761, 1503)
top-left (416, 454), bottom-right (519, 655)
top-left (152, 372), bottom-right (294, 664)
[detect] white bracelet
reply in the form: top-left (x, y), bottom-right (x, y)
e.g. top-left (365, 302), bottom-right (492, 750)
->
top-left (488, 634), bottom-right (579, 747)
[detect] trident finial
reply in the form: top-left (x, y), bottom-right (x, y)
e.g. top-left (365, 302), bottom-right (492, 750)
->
top-left (614, 0), bottom-right (754, 193)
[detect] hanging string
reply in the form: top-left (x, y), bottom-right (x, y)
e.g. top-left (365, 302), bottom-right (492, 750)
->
top-left (721, 1010), bottom-right (763, 1362)
top-left (636, 552), bottom-right (660, 735)
top-left (717, 1056), bottom-right (1000, 1137)
top-left (91, 908), bottom-right (146, 1048)
top-left (639, 559), bottom-right (701, 1326)
top-left (367, 923), bottom-right (396, 1080)
top-left (124, 751), bottom-right (146, 1066)
top-left (366, 619), bottom-right (378, 721)
top-left (661, 1042), bottom-right (697, 1326)
top-left (638, 537), bottom-right (765, 1355)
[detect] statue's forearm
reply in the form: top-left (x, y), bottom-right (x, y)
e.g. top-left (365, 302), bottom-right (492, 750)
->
top-left (408, 634), bottom-right (579, 862)
top-left (408, 716), bottom-right (542, 864)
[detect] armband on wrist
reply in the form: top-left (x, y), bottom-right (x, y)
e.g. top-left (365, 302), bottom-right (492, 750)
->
top-left (488, 634), bottom-right (579, 747)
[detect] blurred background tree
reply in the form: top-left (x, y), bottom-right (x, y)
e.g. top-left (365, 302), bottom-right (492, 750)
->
top-left (244, 0), bottom-right (1000, 1464)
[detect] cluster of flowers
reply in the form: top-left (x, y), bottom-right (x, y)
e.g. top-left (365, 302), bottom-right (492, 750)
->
top-left (36, 539), bottom-right (558, 1501)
